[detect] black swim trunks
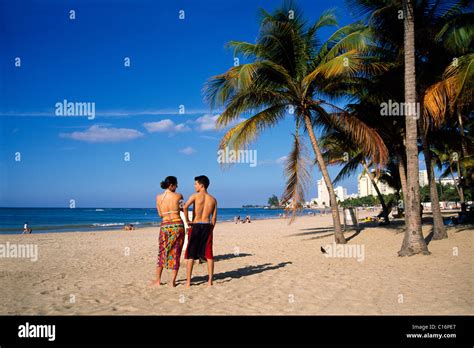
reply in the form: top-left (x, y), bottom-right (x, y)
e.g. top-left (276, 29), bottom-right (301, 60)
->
top-left (185, 223), bottom-right (213, 260)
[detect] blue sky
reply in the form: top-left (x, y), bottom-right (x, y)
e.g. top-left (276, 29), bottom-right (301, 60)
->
top-left (0, 0), bottom-right (425, 208)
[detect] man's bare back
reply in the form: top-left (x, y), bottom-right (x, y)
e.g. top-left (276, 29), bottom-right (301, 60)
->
top-left (190, 192), bottom-right (217, 224)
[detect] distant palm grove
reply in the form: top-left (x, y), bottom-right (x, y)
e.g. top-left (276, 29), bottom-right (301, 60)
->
top-left (203, 0), bottom-right (473, 256)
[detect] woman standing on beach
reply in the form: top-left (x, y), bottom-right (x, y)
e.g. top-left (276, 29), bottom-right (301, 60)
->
top-left (153, 176), bottom-right (185, 287)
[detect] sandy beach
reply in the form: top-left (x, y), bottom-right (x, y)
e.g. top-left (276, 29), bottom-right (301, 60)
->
top-left (0, 213), bottom-right (472, 315)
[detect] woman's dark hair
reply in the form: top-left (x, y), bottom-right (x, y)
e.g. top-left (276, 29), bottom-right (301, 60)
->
top-left (194, 175), bottom-right (210, 189)
top-left (160, 176), bottom-right (178, 189)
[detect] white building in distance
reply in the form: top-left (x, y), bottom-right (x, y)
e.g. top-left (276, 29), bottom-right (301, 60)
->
top-left (315, 179), bottom-right (347, 206)
top-left (419, 170), bottom-right (429, 187)
top-left (358, 170), bottom-right (432, 197)
top-left (358, 172), bottom-right (395, 197)
top-left (334, 186), bottom-right (348, 202)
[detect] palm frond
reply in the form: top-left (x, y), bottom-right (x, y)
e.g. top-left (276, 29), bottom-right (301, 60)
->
top-left (218, 104), bottom-right (288, 153)
top-left (436, 12), bottom-right (474, 53)
top-left (281, 131), bottom-right (312, 221)
top-left (309, 102), bottom-right (389, 165)
top-left (424, 53), bottom-right (474, 125)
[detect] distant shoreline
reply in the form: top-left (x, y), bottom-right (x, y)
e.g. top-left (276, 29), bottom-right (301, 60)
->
top-left (0, 207), bottom-right (295, 235)
top-left (0, 214), bottom-right (320, 236)
top-left (1, 207), bottom-right (462, 235)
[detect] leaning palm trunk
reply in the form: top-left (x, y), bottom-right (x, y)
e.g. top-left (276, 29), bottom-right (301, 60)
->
top-left (450, 161), bottom-right (465, 203)
top-left (420, 132), bottom-right (447, 239)
top-left (362, 161), bottom-right (389, 223)
top-left (456, 110), bottom-right (468, 208)
top-left (397, 157), bottom-right (408, 224)
top-left (399, 0), bottom-right (430, 256)
top-left (457, 108), bottom-right (469, 159)
top-left (303, 113), bottom-right (346, 244)
top-left (455, 160), bottom-right (465, 203)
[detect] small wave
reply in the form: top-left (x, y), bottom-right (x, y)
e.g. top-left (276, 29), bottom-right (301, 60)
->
top-left (92, 222), bottom-right (125, 227)
top-left (95, 209), bottom-right (105, 212)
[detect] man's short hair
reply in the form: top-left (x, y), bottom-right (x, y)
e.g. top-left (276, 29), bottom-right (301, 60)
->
top-left (195, 175), bottom-right (210, 189)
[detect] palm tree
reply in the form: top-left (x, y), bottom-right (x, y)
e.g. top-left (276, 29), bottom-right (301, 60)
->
top-left (399, 0), bottom-right (430, 256)
top-left (432, 127), bottom-right (474, 203)
top-left (419, 129), bottom-right (447, 239)
top-left (423, 11), bottom-right (473, 216)
top-left (346, 0), bottom-right (470, 251)
top-left (203, 3), bottom-right (389, 244)
top-left (320, 130), bottom-right (391, 223)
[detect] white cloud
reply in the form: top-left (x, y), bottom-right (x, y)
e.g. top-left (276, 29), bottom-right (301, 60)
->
top-left (275, 156), bottom-right (287, 164)
top-left (59, 125), bottom-right (144, 143)
top-left (179, 146), bottom-right (197, 155)
top-left (194, 114), bottom-right (246, 132)
top-left (143, 119), bottom-right (191, 133)
top-left (195, 114), bottom-right (219, 131)
top-left (259, 155), bottom-right (288, 166)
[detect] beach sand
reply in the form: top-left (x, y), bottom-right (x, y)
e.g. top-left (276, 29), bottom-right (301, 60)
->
top-left (0, 213), bottom-right (472, 315)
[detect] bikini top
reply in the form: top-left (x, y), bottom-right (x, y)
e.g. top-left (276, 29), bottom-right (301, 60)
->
top-left (160, 190), bottom-right (184, 215)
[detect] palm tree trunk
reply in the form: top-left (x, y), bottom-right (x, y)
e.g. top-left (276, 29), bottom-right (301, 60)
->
top-left (420, 132), bottom-right (447, 240)
top-left (457, 109), bottom-right (468, 158)
top-left (456, 108), bottom-right (470, 211)
top-left (454, 161), bottom-right (465, 202)
top-left (450, 163), bottom-right (465, 204)
top-left (362, 161), bottom-right (389, 223)
top-left (399, 0), bottom-right (430, 256)
top-left (398, 157), bottom-right (408, 223)
top-left (303, 113), bottom-right (346, 244)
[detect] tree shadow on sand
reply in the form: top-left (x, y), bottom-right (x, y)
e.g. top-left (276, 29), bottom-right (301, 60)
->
top-left (424, 223), bottom-right (474, 245)
top-left (293, 225), bottom-right (364, 239)
top-left (424, 230), bottom-right (435, 245)
top-left (213, 253), bottom-right (253, 262)
top-left (356, 219), bottom-right (405, 233)
top-left (190, 262), bottom-right (292, 285)
top-left (299, 227), bottom-right (336, 232)
top-left (305, 227), bottom-right (363, 242)
top-left (345, 229), bottom-right (363, 242)
top-left (454, 224), bottom-right (474, 232)
top-left (290, 227), bottom-right (334, 237)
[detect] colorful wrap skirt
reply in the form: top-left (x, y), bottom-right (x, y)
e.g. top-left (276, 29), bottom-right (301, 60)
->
top-left (157, 220), bottom-right (185, 270)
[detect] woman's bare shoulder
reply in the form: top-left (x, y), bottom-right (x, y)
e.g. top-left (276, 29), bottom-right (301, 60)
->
top-left (172, 191), bottom-right (184, 199)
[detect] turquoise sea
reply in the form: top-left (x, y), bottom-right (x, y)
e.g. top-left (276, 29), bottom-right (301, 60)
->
top-left (0, 207), bottom-right (321, 234)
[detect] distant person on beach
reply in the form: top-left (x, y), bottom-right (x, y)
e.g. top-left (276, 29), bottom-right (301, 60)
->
top-left (124, 224), bottom-right (135, 231)
top-left (23, 222), bottom-right (32, 234)
top-left (245, 215), bottom-right (251, 223)
top-left (153, 176), bottom-right (185, 287)
top-left (183, 175), bottom-right (217, 288)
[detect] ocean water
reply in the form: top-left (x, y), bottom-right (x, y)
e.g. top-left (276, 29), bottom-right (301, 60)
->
top-left (0, 207), bottom-right (319, 234)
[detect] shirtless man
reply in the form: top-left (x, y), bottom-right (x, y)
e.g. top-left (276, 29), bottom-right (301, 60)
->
top-left (183, 175), bottom-right (217, 288)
